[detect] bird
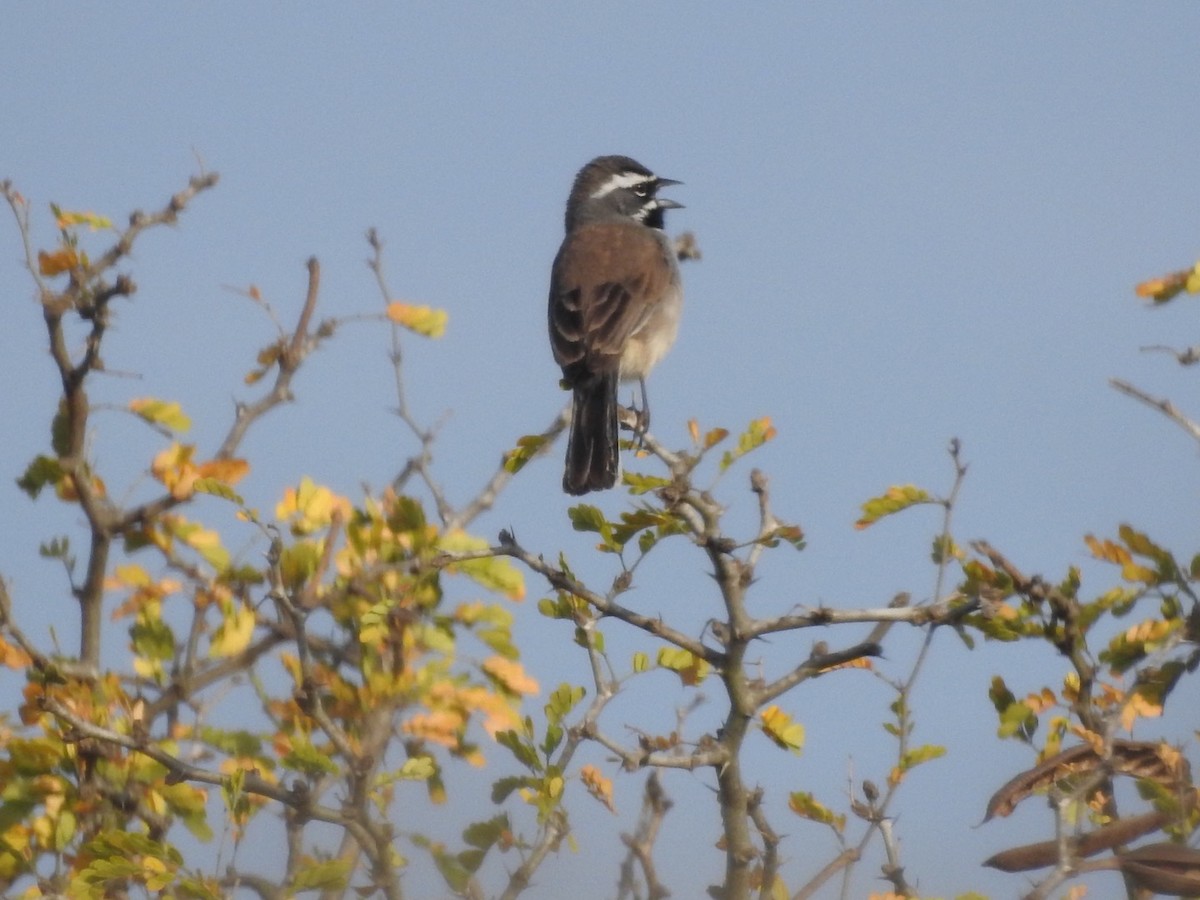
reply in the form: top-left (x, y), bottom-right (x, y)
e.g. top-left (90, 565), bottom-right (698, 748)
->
top-left (548, 155), bottom-right (684, 495)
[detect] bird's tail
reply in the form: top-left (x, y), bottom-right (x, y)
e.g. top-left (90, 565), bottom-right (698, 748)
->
top-left (563, 374), bottom-right (619, 495)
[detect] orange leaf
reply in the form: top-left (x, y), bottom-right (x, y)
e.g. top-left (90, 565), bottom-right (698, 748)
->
top-left (482, 657), bottom-right (539, 696)
top-left (0, 635), bottom-right (33, 670)
top-left (1135, 264), bottom-right (1200, 304)
top-left (195, 458), bottom-right (249, 487)
top-left (580, 764), bottom-right (616, 813)
top-left (38, 247), bottom-right (79, 277)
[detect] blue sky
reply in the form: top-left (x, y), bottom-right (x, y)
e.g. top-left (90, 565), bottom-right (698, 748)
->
top-left (3, 5), bottom-right (1200, 898)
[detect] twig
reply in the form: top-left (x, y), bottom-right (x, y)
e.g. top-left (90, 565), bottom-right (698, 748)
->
top-left (747, 787), bottom-right (781, 900)
top-left (1110, 377), bottom-right (1200, 445)
top-left (438, 536), bottom-right (717, 663)
top-left (617, 772), bottom-right (674, 900)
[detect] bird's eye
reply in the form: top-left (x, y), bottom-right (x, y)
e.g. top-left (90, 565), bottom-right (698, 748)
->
top-left (632, 182), bottom-right (651, 198)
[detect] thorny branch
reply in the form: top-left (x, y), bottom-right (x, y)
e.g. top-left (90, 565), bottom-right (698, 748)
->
top-left (433, 438), bottom-right (976, 898)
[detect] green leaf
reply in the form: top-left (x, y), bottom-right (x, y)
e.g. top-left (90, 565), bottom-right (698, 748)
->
top-left (17, 455), bottom-right (63, 499)
top-left (623, 472), bottom-right (671, 494)
top-left (38, 535), bottom-right (72, 563)
top-left (503, 433), bottom-right (549, 474)
top-left (542, 722), bottom-right (563, 757)
top-left (429, 846), bottom-right (470, 893)
top-left (568, 504), bottom-right (620, 551)
top-left (545, 683), bottom-right (585, 725)
top-left (997, 701), bottom-right (1038, 742)
top-left (290, 859), bottom-right (351, 892)
top-left (279, 541), bottom-right (321, 591)
top-left (854, 484), bottom-right (936, 530)
top-left (495, 729), bottom-right (541, 772)
top-left (719, 416), bottom-right (777, 472)
top-left (199, 727), bottom-right (266, 761)
top-left (612, 506), bottom-right (687, 549)
top-left (463, 814), bottom-right (509, 851)
top-left (280, 738), bottom-right (339, 777)
top-left (898, 743), bottom-right (946, 773)
top-left (192, 477), bottom-right (244, 504)
top-left (988, 675), bottom-right (1016, 713)
top-left (51, 398), bottom-right (72, 457)
top-left (575, 625), bottom-right (605, 652)
top-left (490, 775), bottom-right (530, 804)
top-left (457, 848), bottom-right (485, 876)
top-left (758, 524), bottom-right (806, 551)
top-left (397, 756), bottom-right (436, 780)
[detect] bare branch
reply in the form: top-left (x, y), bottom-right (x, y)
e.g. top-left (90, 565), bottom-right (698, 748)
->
top-left (617, 773), bottom-right (674, 900)
top-left (1110, 377), bottom-right (1200, 445)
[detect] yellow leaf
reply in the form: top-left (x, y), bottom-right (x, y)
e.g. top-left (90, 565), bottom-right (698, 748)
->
top-left (132, 654), bottom-right (162, 680)
top-left (1187, 263), bottom-right (1200, 294)
top-left (129, 398), bottom-right (192, 433)
top-left (210, 603), bottom-right (257, 658)
top-left (438, 530), bottom-right (526, 600)
top-left (580, 764), bottom-right (616, 813)
top-left (276, 477), bottom-right (350, 535)
top-left (761, 705), bottom-right (805, 753)
top-left (37, 246), bottom-right (79, 277)
top-left (54, 209), bottom-right (112, 231)
top-left (386, 301), bottom-right (448, 338)
top-left (656, 647), bottom-right (710, 686)
top-left (788, 791), bottom-right (845, 831)
top-left (110, 564), bottom-right (151, 588)
top-left (150, 446), bottom-right (246, 503)
top-left (1084, 534), bottom-right (1132, 566)
top-left (152, 443), bottom-right (198, 499)
top-left (175, 521), bottom-right (230, 571)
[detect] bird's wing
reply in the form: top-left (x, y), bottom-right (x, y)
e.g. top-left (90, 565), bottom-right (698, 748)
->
top-left (548, 221), bottom-right (673, 383)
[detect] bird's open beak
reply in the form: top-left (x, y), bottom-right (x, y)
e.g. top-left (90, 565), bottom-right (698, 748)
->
top-left (653, 177), bottom-right (683, 210)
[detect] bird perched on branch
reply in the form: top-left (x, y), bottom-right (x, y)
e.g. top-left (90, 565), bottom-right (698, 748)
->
top-left (547, 155), bottom-right (684, 495)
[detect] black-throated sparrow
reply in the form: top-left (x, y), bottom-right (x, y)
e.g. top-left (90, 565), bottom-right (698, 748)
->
top-left (548, 155), bottom-right (684, 495)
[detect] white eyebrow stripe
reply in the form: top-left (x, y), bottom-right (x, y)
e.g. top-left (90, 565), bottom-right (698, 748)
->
top-left (589, 170), bottom-right (652, 199)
